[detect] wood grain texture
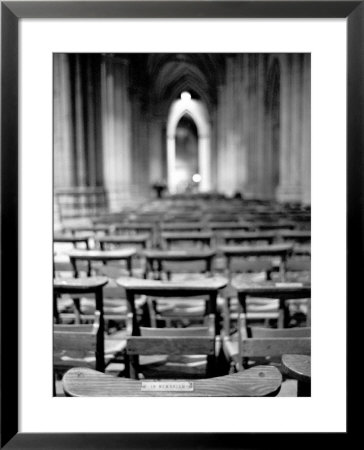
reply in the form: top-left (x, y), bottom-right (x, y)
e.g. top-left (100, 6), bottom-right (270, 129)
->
top-left (251, 327), bottom-right (311, 338)
top-left (281, 354), bottom-right (311, 382)
top-left (140, 326), bottom-right (212, 337)
top-left (62, 365), bottom-right (282, 397)
top-left (126, 337), bottom-right (216, 355)
top-left (53, 331), bottom-right (97, 352)
top-left (116, 276), bottom-right (228, 292)
top-left (241, 337), bottom-right (311, 357)
top-left (54, 312), bottom-right (100, 358)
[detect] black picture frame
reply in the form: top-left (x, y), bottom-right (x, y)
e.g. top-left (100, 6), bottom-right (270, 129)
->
top-left (1, 1), bottom-right (356, 448)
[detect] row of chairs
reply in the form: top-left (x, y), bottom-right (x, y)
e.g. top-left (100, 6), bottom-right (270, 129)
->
top-left (54, 276), bottom-right (311, 394)
top-left (54, 197), bottom-right (311, 396)
top-left (55, 308), bottom-right (310, 396)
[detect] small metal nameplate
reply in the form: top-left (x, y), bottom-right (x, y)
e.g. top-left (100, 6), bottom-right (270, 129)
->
top-left (275, 282), bottom-right (303, 287)
top-left (141, 381), bottom-right (194, 392)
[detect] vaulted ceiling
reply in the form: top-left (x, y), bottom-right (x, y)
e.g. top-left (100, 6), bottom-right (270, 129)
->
top-left (127, 53), bottom-right (227, 117)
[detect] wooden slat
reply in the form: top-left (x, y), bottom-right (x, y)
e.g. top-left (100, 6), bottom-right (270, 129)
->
top-left (126, 337), bottom-right (215, 356)
top-left (53, 331), bottom-right (96, 352)
top-left (241, 337), bottom-right (311, 357)
top-left (219, 243), bottom-right (293, 256)
top-left (251, 327), bottom-right (311, 338)
top-left (140, 327), bottom-right (211, 337)
top-left (63, 366), bottom-right (282, 397)
top-left (117, 276), bottom-right (227, 292)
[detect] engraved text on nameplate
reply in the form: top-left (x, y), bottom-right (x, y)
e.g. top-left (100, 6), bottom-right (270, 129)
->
top-left (141, 381), bottom-right (194, 392)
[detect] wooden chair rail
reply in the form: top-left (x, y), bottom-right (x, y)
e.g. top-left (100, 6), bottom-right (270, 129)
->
top-left (241, 337), bottom-right (311, 357)
top-left (126, 336), bottom-right (216, 356)
top-left (62, 365), bottom-right (282, 397)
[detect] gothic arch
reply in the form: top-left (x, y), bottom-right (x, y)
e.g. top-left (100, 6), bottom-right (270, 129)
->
top-left (166, 98), bottom-right (211, 193)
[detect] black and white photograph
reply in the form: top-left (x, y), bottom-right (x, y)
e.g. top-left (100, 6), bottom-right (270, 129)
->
top-left (53, 53), bottom-right (311, 398)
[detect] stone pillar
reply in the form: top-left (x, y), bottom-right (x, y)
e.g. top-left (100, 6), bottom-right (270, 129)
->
top-left (239, 54), bottom-right (249, 195)
top-left (216, 84), bottom-right (226, 193)
top-left (101, 55), bottom-right (132, 211)
top-left (85, 56), bottom-right (96, 187)
top-left (256, 54), bottom-right (267, 198)
top-left (223, 56), bottom-right (236, 196)
top-left (148, 118), bottom-right (164, 184)
top-left (245, 54), bottom-right (260, 198)
top-left (74, 55), bottom-right (86, 186)
top-left (53, 54), bottom-right (73, 188)
top-left (277, 54), bottom-right (307, 202)
top-left (199, 134), bottom-right (211, 191)
top-left (301, 54), bottom-right (311, 205)
top-left (277, 54), bottom-right (293, 202)
top-left (167, 135), bottom-right (176, 193)
top-left (290, 54), bottom-right (303, 199)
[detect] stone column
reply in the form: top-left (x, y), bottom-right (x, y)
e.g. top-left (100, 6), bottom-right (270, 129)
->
top-left (256, 54), bottom-right (267, 198)
top-left (277, 54), bottom-right (306, 202)
top-left (216, 84), bottom-right (226, 192)
top-left (148, 118), bottom-right (164, 184)
top-left (74, 55), bottom-right (86, 186)
top-left (277, 54), bottom-right (293, 202)
top-left (289, 54), bottom-right (303, 199)
top-left (85, 55), bottom-right (96, 187)
top-left (245, 54), bottom-right (259, 198)
top-left (100, 55), bottom-right (132, 211)
top-left (301, 54), bottom-right (311, 205)
top-left (167, 135), bottom-right (176, 193)
top-left (224, 56), bottom-right (236, 196)
top-left (239, 54), bottom-right (249, 195)
top-left (199, 134), bottom-right (211, 192)
top-left (53, 54), bottom-right (73, 188)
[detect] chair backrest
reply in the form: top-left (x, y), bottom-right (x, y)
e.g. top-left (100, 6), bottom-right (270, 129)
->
top-left (53, 311), bottom-right (101, 370)
top-left (63, 365), bottom-right (283, 397)
top-left (250, 326), bottom-right (311, 338)
top-left (240, 326), bottom-right (311, 363)
top-left (127, 315), bottom-right (216, 379)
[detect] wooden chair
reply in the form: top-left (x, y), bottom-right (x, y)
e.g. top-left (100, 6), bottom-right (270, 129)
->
top-left (143, 249), bottom-right (216, 281)
top-left (232, 281), bottom-right (311, 332)
top-left (124, 271), bottom-right (223, 331)
top-left (218, 245), bottom-right (293, 336)
top-left (126, 314), bottom-right (218, 380)
top-left (53, 311), bottom-right (131, 374)
top-left (79, 283), bottom-right (147, 334)
top-left (62, 365), bottom-right (282, 397)
top-left (223, 319), bottom-right (311, 374)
